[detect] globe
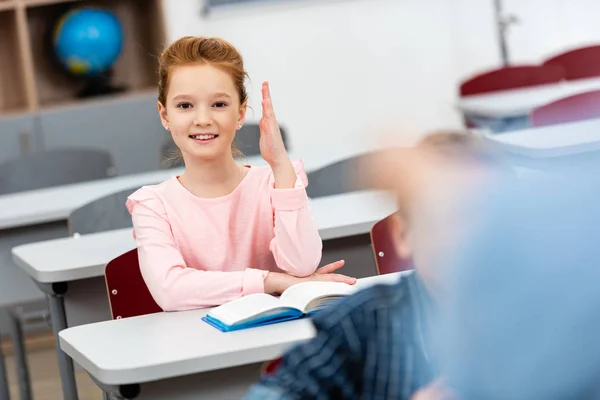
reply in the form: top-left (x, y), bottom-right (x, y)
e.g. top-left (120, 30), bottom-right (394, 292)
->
top-left (53, 8), bottom-right (123, 77)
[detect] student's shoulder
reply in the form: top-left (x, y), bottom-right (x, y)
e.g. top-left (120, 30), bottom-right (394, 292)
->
top-left (126, 177), bottom-right (179, 214)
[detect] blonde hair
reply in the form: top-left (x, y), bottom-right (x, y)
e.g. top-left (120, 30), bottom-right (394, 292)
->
top-left (158, 36), bottom-right (247, 164)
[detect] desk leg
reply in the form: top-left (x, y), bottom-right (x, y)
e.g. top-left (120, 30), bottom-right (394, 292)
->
top-left (6, 311), bottom-right (32, 400)
top-left (0, 341), bottom-right (10, 400)
top-left (42, 282), bottom-right (78, 400)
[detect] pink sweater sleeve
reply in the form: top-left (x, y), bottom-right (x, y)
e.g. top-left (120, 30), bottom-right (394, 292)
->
top-left (268, 160), bottom-right (323, 277)
top-left (126, 190), bottom-right (268, 311)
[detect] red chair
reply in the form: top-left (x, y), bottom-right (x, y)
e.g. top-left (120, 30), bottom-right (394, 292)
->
top-left (460, 65), bottom-right (566, 96)
top-left (370, 213), bottom-right (414, 275)
top-left (105, 249), bottom-right (163, 320)
top-left (530, 90), bottom-right (600, 127)
top-left (543, 45), bottom-right (600, 80)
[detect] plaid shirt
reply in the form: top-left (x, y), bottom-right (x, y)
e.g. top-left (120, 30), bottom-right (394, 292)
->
top-left (243, 272), bottom-right (436, 400)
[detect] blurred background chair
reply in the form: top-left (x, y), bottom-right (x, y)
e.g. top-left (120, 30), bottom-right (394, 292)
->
top-left (459, 65), bottom-right (566, 132)
top-left (459, 65), bottom-right (566, 97)
top-left (530, 90), bottom-right (600, 127)
top-left (0, 149), bottom-right (115, 195)
top-left (306, 150), bottom-right (381, 198)
top-left (542, 45), bottom-right (600, 80)
top-left (67, 186), bottom-right (142, 236)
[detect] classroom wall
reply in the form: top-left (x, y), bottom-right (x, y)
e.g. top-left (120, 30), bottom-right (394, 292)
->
top-left (161, 0), bottom-right (501, 160)
top-left (504, 0), bottom-right (600, 63)
top-left (160, 0), bottom-right (598, 160)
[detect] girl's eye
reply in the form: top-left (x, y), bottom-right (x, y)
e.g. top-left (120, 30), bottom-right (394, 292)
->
top-left (177, 102), bottom-right (192, 110)
top-left (213, 102), bottom-right (228, 108)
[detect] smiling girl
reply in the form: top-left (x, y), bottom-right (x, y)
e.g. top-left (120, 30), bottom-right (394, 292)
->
top-left (126, 36), bottom-right (354, 311)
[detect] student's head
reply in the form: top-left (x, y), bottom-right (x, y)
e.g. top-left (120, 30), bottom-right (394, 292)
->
top-left (380, 131), bottom-right (508, 293)
top-left (157, 36), bottom-right (247, 164)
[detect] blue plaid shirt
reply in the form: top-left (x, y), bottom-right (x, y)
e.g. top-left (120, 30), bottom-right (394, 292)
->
top-left (244, 272), bottom-right (436, 400)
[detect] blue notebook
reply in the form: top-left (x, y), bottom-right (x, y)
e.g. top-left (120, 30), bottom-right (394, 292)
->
top-left (202, 281), bottom-right (354, 332)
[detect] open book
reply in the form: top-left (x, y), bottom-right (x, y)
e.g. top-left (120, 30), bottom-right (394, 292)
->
top-left (202, 281), bottom-right (356, 332)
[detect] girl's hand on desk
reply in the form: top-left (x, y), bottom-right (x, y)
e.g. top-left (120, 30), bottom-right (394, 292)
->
top-left (315, 259), bottom-right (346, 274)
top-left (264, 268), bottom-right (356, 295)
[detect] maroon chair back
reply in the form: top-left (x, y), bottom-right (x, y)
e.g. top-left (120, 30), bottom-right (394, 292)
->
top-left (543, 45), bottom-right (600, 80)
top-left (460, 65), bottom-right (565, 96)
top-left (370, 213), bottom-right (414, 275)
top-left (531, 90), bottom-right (600, 127)
top-left (105, 249), bottom-right (162, 319)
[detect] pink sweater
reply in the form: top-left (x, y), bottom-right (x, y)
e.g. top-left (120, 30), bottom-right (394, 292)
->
top-left (126, 160), bottom-right (322, 311)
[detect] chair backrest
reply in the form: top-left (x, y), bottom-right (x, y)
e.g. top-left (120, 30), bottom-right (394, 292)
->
top-left (0, 148), bottom-right (115, 195)
top-left (105, 249), bottom-right (162, 319)
top-left (234, 123), bottom-right (288, 156)
top-left (530, 90), bottom-right (600, 127)
top-left (306, 151), bottom-right (381, 198)
top-left (459, 65), bottom-right (566, 96)
top-left (370, 213), bottom-right (414, 275)
top-left (67, 186), bottom-right (143, 236)
top-left (159, 123), bottom-right (289, 168)
top-left (542, 45), bottom-right (600, 80)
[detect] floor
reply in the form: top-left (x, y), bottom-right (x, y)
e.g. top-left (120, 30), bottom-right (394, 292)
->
top-left (2, 329), bottom-right (102, 400)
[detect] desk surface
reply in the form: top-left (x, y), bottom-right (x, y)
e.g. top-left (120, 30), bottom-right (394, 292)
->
top-left (58, 271), bottom-right (408, 385)
top-left (12, 190), bottom-right (397, 283)
top-left (457, 77), bottom-right (600, 118)
top-left (485, 118), bottom-right (600, 158)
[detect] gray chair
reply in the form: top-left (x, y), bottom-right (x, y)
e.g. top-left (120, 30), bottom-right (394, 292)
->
top-left (67, 186), bottom-right (142, 236)
top-left (234, 123), bottom-right (289, 156)
top-left (159, 123), bottom-right (289, 168)
top-left (0, 148), bottom-right (116, 195)
top-left (306, 151), bottom-right (381, 198)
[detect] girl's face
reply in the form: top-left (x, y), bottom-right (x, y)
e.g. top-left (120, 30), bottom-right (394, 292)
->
top-left (159, 64), bottom-right (246, 162)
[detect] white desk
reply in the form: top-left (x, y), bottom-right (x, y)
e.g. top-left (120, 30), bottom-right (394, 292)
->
top-left (484, 118), bottom-right (600, 158)
top-left (58, 271), bottom-right (408, 398)
top-left (457, 77), bottom-right (600, 118)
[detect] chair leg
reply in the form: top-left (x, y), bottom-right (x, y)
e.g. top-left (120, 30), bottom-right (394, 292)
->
top-left (0, 340), bottom-right (10, 400)
top-left (7, 311), bottom-right (32, 400)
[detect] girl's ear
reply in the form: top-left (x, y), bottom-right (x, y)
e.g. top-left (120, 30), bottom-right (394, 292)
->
top-left (158, 102), bottom-right (169, 130)
top-left (237, 100), bottom-right (247, 128)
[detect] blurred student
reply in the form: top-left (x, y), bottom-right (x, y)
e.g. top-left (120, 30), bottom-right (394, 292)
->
top-left (434, 166), bottom-right (600, 400)
top-left (243, 130), bottom-right (510, 400)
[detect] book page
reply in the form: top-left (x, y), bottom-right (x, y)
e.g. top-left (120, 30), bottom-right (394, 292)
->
top-left (208, 293), bottom-right (285, 326)
top-left (280, 281), bottom-right (354, 313)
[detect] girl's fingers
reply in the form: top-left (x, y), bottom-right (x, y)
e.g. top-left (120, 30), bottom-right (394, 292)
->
top-left (329, 274), bottom-right (357, 285)
top-left (262, 82), bottom-right (275, 118)
top-left (317, 260), bottom-right (345, 274)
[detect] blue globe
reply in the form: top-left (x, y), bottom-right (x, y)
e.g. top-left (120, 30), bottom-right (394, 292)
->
top-left (53, 8), bottom-right (123, 76)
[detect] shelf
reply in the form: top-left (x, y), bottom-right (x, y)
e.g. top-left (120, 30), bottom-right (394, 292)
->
top-left (0, 9), bottom-right (29, 114)
top-left (0, 2), bottom-right (17, 12)
top-left (23, 0), bottom-right (83, 8)
top-left (26, 0), bottom-right (165, 108)
top-left (38, 88), bottom-right (157, 113)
